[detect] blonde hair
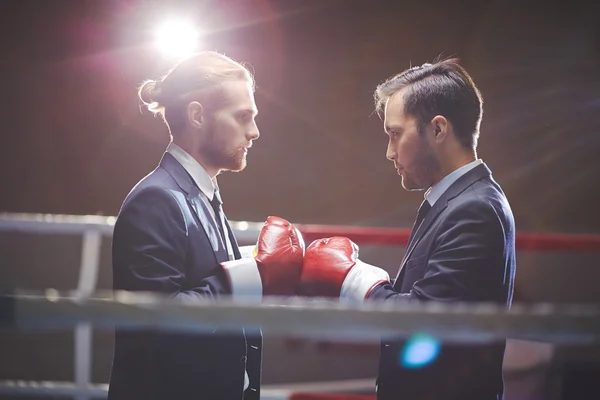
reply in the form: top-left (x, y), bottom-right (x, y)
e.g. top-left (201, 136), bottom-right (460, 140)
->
top-left (138, 51), bottom-right (255, 136)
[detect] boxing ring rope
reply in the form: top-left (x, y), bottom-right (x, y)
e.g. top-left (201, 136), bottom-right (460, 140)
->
top-left (4, 289), bottom-right (600, 342)
top-left (2, 291), bottom-right (600, 398)
top-left (3, 212), bottom-right (600, 250)
top-left (1, 212), bottom-right (600, 400)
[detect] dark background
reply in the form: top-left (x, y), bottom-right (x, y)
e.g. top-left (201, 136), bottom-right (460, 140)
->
top-left (1, 0), bottom-right (599, 233)
top-left (0, 0), bottom-right (599, 396)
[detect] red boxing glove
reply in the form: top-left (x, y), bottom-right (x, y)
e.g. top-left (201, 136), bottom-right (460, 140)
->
top-left (221, 216), bottom-right (305, 298)
top-left (299, 237), bottom-right (390, 302)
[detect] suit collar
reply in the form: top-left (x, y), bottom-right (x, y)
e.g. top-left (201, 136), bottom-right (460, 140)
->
top-left (435, 162), bottom-right (492, 205)
top-left (159, 151), bottom-right (242, 261)
top-left (159, 152), bottom-right (196, 195)
top-left (158, 152), bottom-right (225, 259)
top-left (416, 162), bottom-right (491, 242)
top-left (417, 162), bottom-right (491, 238)
top-left (166, 143), bottom-right (220, 201)
top-left (425, 159), bottom-right (483, 206)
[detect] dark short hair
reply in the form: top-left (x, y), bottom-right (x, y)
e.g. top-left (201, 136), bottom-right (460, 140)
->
top-left (374, 57), bottom-right (483, 149)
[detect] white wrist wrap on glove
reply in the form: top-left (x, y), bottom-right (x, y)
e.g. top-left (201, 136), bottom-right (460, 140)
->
top-left (221, 258), bottom-right (263, 301)
top-left (238, 245), bottom-right (256, 259)
top-left (340, 260), bottom-right (390, 304)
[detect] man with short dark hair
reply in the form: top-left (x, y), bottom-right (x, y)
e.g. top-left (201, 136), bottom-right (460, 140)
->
top-left (299, 58), bottom-right (517, 400)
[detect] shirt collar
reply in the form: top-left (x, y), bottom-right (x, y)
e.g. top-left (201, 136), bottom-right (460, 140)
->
top-left (166, 142), bottom-right (219, 200)
top-left (424, 159), bottom-right (483, 206)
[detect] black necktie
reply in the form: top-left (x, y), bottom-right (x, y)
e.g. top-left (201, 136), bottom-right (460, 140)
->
top-left (209, 190), bottom-right (227, 244)
top-left (408, 199), bottom-right (431, 245)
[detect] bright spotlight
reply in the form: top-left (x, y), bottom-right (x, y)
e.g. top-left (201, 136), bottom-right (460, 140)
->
top-left (155, 21), bottom-right (199, 58)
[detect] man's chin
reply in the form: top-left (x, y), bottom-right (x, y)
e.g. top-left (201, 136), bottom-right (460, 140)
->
top-left (401, 177), bottom-right (425, 192)
top-left (401, 177), bottom-right (415, 191)
top-left (222, 158), bottom-right (247, 173)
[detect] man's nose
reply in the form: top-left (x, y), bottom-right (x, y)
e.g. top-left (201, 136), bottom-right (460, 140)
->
top-left (386, 141), bottom-right (395, 161)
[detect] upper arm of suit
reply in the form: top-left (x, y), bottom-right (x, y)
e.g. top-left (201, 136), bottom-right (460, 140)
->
top-left (113, 186), bottom-right (226, 299)
top-left (410, 199), bottom-right (505, 302)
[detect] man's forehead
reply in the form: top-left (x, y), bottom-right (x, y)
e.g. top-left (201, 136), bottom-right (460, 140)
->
top-left (384, 92), bottom-right (405, 125)
top-left (386, 89), bottom-right (406, 113)
top-left (221, 80), bottom-right (257, 111)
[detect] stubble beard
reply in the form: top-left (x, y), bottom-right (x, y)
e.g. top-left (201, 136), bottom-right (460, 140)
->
top-left (199, 120), bottom-right (247, 173)
top-left (401, 142), bottom-right (441, 191)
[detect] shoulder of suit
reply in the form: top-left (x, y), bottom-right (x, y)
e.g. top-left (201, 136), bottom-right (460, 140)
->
top-left (129, 166), bottom-right (182, 194)
top-left (121, 174), bottom-right (187, 211)
top-left (446, 184), bottom-right (514, 226)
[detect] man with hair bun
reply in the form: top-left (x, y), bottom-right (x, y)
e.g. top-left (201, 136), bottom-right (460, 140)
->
top-left (108, 51), bottom-right (305, 400)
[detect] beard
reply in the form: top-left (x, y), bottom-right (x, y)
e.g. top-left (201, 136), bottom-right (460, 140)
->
top-left (401, 140), bottom-right (441, 191)
top-left (197, 119), bottom-right (247, 173)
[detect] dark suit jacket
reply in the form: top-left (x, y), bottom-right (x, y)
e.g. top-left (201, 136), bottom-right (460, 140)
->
top-left (369, 163), bottom-right (516, 400)
top-left (108, 152), bottom-right (262, 400)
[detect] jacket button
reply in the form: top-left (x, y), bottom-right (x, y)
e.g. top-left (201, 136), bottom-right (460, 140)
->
top-left (240, 355), bottom-right (247, 363)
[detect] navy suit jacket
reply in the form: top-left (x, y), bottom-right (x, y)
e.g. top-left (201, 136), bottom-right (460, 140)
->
top-left (108, 152), bottom-right (262, 400)
top-left (369, 163), bottom-right (516, 400)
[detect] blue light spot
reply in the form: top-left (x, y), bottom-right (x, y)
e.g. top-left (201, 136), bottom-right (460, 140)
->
top-left (400, 333), bottom-right (441, 368)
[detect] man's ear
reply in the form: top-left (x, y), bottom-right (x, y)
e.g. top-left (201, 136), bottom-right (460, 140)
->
top-left (431, 115), bottom-right (448, 142)
top-left (187, 101), bottom-right (204, 129)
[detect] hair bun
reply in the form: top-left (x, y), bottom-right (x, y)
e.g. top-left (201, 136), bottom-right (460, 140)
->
top-left (138, 79), bottom-right (165, 114)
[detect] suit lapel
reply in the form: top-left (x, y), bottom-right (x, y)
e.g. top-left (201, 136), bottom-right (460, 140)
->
top-left (224, 217), bottom-right (242, 260)
top-left (394, 163), bottom-right (492, 284)
top-left (395, 200), bottom-right (447, 282)
top-left (160, 152), bottom-right (229, 262)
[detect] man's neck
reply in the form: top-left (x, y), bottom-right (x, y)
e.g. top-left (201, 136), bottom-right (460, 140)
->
top-left (425, 157), bottom-right (482, 206)
top-left (172, 139), bottom-right (220, 179)
top-left (431, 150), bottom-right (477, 189)
top-left (442, 150), bottom-right (477, 180)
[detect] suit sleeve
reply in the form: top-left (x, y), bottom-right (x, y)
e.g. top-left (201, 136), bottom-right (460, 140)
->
top-left (369, 199), bottom-right (506, 303)
top-left (112, 186), bottom-right (229, 300)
